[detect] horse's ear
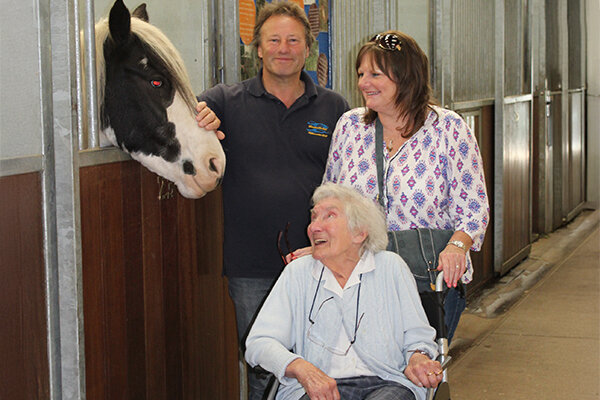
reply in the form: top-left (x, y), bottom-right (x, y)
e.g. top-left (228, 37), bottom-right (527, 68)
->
top-left (109, 0), bottom-right (131, 45)
top-left (132, 4), bottom-right (149, 22)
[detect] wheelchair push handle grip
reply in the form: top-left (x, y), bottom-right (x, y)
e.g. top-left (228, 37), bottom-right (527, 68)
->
top-left (435, 271), bottom-right (446, 293)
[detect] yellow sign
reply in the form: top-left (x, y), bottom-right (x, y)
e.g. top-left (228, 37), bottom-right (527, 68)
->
top-left (239, 0), bottom-right (256, 45)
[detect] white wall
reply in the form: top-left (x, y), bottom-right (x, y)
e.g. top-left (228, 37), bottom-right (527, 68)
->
top-left (0, 1), bottom-right (43, 160)
top-left (586, 0), bottom-right (600, 208)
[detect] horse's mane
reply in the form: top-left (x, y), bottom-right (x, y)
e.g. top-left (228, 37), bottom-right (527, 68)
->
top-left (95, 16), bottom-right (197, 114)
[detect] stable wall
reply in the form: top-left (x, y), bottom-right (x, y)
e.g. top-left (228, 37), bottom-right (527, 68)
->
top-left (586, 0), bottom-right (599, 209)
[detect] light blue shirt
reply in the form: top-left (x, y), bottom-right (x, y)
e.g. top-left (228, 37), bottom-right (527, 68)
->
top-left (245, 251), bottom-right (438, 400)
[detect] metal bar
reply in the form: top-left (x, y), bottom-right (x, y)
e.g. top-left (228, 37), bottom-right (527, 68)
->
top-left (431, 0), bottom-right (442, 100)
top-left (220, 0), bottom-right (240, 85)
top-left (559, 0), bottom-right (569, 223)
top-left (83, 0), bottom-right (99, 149)
top-left (441, 0), bottom-right (452, 107)
top-left (79, 147), bottom-right (131, 167)
top-left (50, 0), bottom-right (86, 397)
top-left (75, 1), bottom-right (85, 151)
top-left (503, 93), bottom-right (533, 104)
top-left (493, 0), bottom-right (505, 274)
top-left (0, 156), bottom-right (43, 177)
top-left (527, 0), bottom-right (534, 247)
top-left (36, 0), bottom-right (61, 396)
top-left (452, 98), bottom-right (495, 110)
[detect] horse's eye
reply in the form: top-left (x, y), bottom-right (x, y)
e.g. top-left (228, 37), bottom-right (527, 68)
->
top-left (150, 80), bottom-right (163, 88)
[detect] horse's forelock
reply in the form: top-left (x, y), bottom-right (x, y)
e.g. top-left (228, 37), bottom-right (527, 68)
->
top-left (94, 16), bottom-right (197, 115)
top-left (129, 18), bottom-right (197, 113)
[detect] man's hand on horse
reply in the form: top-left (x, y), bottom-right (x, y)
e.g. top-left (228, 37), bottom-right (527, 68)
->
top-left (196, 101), bottom-right (225, 140)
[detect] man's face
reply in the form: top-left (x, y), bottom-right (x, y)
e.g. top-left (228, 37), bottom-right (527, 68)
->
top-left (257, 15), bottom-right (309, 81)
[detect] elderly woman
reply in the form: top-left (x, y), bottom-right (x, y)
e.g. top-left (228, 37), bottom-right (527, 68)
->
top-left (245, 183), bottom-right (442, 400)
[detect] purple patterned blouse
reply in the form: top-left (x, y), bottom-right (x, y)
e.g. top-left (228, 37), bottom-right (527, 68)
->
top-left (323, 106), bottom-right (490, 283)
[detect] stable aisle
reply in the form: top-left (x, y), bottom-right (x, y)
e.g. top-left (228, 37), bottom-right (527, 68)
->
top-left (449, 211), bottom-right (600, 399)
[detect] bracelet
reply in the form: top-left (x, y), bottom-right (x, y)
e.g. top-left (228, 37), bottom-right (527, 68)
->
top-left (447, 240), bottom-right (467, 251)
top-left (408, 349), bottom-right (432, 359)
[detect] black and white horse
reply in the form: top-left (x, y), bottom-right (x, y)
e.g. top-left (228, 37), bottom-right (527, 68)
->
top-left (95, 0), bottom-right (225, 198)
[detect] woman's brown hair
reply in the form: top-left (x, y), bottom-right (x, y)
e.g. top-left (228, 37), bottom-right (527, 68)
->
top-left (356, 30), bottom-right (437, 138)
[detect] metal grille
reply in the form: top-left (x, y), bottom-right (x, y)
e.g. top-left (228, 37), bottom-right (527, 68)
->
top-left (331, 0), bottom-right (378, 108)
top-left (545, 0), bottom-right (561, 91)
top-left (331, 0), bottom-right (431, 108)
top-left (504, 0), bottom-right (530, 96)
top-left (567, 0), bottom-right (583, 89)
top-left (452, 0), bottom-right (495, 102)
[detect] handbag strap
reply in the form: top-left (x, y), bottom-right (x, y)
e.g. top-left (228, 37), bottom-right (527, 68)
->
top-left (417, 228), bottom-right (439, 288)
top-left (375, 118), bottom-right (385, 208)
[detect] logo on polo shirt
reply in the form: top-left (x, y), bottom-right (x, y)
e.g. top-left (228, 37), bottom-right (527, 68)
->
top-left (307, 121), bottom-right (329, 138)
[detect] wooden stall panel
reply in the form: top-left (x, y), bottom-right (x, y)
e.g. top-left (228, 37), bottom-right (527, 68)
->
top-left (81, 161), bottom-right (238, 400)
top-left (0, 173), bottom-right (49, 400)
top-left (81, 162), bottom-right (135, 399)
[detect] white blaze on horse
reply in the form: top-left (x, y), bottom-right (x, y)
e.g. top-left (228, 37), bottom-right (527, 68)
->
top-left (95, 0), bottom-right (225, 198)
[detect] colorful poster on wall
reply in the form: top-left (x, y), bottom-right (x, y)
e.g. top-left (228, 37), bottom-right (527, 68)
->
top-left (239, 0), bottom-right (332, 88)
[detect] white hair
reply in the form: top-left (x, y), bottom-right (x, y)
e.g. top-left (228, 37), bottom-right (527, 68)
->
top-left (312, 183), bottom-right (388, 253)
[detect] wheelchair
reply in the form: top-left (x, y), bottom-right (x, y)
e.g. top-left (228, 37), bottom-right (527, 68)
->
top-left (256, 271), bottom-right (452, 400)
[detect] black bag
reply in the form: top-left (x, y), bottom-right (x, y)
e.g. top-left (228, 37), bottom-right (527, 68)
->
top-left (387, 228), bottom-right (453, 292)
top-left (375, 118), bottom-right (452, 293)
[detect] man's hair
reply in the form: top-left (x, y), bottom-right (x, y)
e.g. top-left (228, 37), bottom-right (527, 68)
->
top-left (356, 30), bottom-right (438, 138)
top-left (251, 1), bottom-right (314, 50)
top-left (311, 183), bottom-right (388, 253)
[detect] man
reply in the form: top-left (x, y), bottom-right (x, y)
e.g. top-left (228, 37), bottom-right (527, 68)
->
top-left (196, 2), bottom-right (349, 399)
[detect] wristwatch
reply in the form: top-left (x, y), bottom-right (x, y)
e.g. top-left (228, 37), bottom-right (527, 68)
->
top-left (409, 349), bottom-right (433, 359)
top-left (448, 240), bottom-right (468, 251)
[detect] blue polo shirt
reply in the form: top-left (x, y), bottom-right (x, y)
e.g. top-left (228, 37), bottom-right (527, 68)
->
top-left (198, 70), bottom-right (349, 278)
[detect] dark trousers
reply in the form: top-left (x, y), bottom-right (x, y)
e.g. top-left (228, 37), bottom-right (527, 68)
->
top-left (299, 376), bottom-right (416, 400)
top-left (228, 277), bottom-right (277, 400)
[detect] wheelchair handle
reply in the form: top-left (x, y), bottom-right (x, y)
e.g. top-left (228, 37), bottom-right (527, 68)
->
top-left (435, 271), bottom-right (446, 293)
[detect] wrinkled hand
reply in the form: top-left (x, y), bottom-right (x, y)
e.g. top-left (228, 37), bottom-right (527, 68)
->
top-left (437, 245), bottom-right (467, 288)
top-left (285, 359), bottom-right (340, 400)
top-left (285, 246), bottom-right (313, 264)
top-left (404, 353), bottom-right (443, 389)
top-left (195, 101), bottom-right (225, 140)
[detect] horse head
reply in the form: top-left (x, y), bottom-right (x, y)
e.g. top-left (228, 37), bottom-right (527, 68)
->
top-left (95, 0), bottom-right (225, 198)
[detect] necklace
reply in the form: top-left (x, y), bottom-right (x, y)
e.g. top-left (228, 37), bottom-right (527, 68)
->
top-left (385, 139), bottom-right (394, 153)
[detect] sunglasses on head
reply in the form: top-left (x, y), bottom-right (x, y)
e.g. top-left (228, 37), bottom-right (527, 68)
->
top-left (370, 33), bottom-right (402, 51)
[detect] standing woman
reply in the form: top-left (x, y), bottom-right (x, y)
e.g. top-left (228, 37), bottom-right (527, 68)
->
top-left (323, 31), bottom-right (490, 341)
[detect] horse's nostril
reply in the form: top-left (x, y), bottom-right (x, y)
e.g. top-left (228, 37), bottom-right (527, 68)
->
top-left (209, 158), bottom-right (218, 173)
top-left (182, 160), bottom-right (196, 175)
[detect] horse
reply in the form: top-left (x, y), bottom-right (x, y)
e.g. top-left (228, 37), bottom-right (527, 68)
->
top-left (95, 0), bottom-right (225, 198)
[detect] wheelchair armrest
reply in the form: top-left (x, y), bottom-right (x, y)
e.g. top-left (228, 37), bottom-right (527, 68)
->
top-left (263, 375), bottom-right (280, 400)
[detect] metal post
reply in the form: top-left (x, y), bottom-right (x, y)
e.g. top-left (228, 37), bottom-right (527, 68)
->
top-left (493, 0), bottom-right (505, 274)
top-left (49, 0), bottom-right (86, 398)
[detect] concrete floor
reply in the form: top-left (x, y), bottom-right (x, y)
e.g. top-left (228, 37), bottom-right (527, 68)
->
top-left (448, 209), bottom-right (600, 399)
